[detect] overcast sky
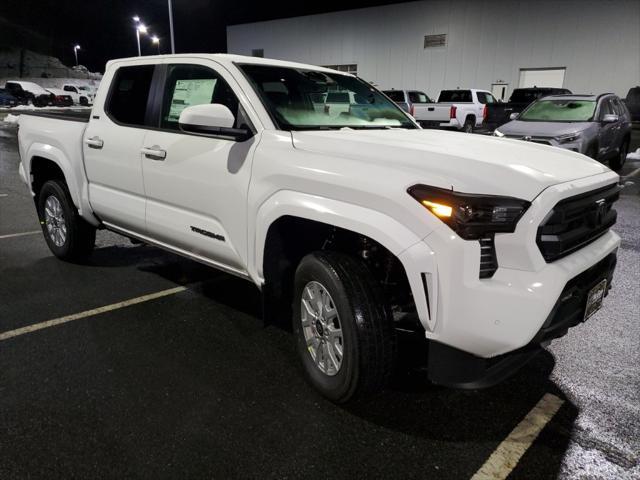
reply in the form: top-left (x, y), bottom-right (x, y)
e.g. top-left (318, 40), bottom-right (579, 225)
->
top-left (0, 0), bottom-right (406, 72)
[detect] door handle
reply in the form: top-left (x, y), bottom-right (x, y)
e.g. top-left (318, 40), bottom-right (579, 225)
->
top-left (85, 136), bottom-right (104, 149)
top-left (141, 146), bottom-right (167, 160)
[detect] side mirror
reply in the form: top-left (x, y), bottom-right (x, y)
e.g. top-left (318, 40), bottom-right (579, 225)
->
top-left (178, 103), bottom-right (250, 141)
top-left (601, 113), bottom-right (619, 123)
top-left (509, 112), bottom-right (519, 120)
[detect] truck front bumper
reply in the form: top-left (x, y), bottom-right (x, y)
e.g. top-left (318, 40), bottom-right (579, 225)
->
top-left (426, 251), bottom-right (617, 388)
top-left (397, 171), bottom-right (621, 370)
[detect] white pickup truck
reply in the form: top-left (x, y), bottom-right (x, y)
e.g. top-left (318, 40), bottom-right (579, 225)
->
top-left (18, 54), bottom-right (621, 403)
top-left (413, 89), bottom-right (496, 132)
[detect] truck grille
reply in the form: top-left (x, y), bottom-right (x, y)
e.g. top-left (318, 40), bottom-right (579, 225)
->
top-left (505, 134), bottom-right (552, 145)
top-left (536, 183), bottom-right (620, 262)
top-left (479, 235), bottom-right (498, 278)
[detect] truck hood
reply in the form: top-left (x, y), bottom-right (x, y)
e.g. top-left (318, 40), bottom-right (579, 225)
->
top-left (497, 120), bottom-right (592, 138)
top-left (291, 129), bottom-right (610, 201)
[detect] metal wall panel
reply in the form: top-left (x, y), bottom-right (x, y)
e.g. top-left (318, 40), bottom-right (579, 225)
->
top-left (227, 0), bottom-right (640, 98)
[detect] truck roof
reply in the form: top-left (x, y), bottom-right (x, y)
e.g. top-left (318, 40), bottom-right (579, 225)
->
top-left (105, 53), bottom-right (351, 76)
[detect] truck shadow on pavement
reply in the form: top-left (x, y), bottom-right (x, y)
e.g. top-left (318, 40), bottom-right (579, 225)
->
top-left (76, 245), bottom-right (578, 478)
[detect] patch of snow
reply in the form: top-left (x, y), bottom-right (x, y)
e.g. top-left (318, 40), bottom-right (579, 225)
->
top-left (627, 148), bottom-right (640, 161)
top-left (3, 114), bottom-right (19, 124)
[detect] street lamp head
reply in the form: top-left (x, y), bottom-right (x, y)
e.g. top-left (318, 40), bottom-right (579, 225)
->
top-left (74, 45), bottom-right (81, 50)
top-left (137, 24), bottom-right (148, 34)
top-left (133, 15), bottom-right (140, 22)
top-left (152, 36), bottom-right (159, 44)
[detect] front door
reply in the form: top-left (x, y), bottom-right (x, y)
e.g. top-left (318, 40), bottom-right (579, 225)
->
top-left (141, 61), bottom-right (257, 274)
top-left (597, 98), bottom-right (618, 158)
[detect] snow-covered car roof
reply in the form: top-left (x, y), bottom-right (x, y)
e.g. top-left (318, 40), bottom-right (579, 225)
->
top-left (6, 81), bottom-right (50, 95)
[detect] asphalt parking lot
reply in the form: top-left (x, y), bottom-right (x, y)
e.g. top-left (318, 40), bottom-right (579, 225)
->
top-left (1, 122), bottom-right (639, 479)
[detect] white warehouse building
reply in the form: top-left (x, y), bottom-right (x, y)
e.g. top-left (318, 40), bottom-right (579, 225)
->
top-left (227, 0), bottom-right (640, 100)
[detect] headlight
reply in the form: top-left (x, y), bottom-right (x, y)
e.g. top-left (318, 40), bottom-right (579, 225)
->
top-left (407, 185), bottom-right (530, 239)
top-left (555, 132), bottom-right (581, 144)
top-left (493, 129), bottom-right (505, 137)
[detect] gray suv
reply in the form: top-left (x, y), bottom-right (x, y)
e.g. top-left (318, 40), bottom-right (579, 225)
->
top-left (494, 93), bottom-right (632, 171)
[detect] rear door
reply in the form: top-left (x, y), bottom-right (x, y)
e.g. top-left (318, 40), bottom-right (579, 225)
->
top-left (140, 60), bottom-right (258, 273)
top-left (83, 63), bottom-right (156, 233)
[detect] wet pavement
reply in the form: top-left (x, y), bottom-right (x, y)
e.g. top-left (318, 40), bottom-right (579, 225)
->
top-left (1, 121), bottom-right (639, 479)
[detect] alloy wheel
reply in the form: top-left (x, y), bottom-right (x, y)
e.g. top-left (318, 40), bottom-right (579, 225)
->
top-left (300, 281), bottom-right (344, 376)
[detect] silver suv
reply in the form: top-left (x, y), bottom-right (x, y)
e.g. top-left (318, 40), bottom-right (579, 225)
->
top-left (494, 93), bottom-right (632, 171)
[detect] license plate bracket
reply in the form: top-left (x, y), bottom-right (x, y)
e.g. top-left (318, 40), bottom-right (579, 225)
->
top-left (584, 279), bottom-right (607, 321)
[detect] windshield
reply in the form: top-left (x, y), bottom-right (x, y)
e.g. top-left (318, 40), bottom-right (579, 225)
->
top-left (519, 99), bottom-right (596, 122)
top-left (239, 64), bottom-right (416, 130)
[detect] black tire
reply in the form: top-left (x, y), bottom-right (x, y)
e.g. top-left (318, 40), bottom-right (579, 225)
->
top-left (79, 96), bottom-right (89, 106)
top-left (37, 179), bottom-right (96, 262)
top-left (292, 251), bottom-right (397, 403)
top-left (463, 117), bottom-right (475, 133)
top-left (585, 143), bottom-right (598, 160)
top-left (609, 138), bottom-right (629, 171)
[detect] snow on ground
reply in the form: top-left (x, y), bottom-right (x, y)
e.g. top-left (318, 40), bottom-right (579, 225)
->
top-left (2, 114), bottom-right (19, 124)
top-left (627, 148), bottom-right (640, 161)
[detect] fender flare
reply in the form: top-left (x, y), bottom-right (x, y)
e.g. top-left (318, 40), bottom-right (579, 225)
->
top-left (251, 191), bottom-right (436, 330)
top-left (25, 143), bottom-right (100, 226)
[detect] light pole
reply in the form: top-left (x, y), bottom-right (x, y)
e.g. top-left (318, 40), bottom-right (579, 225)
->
top-left (152, 36), bottom-right (160, 54)
top-left (136, 24), bottom-right (148, 56)
top-left (133, 16), bottom-right (143, 56)
top-left (73, 45), bottom-right (81, 66)
top-left (167, 0), bottom-right (176, 53)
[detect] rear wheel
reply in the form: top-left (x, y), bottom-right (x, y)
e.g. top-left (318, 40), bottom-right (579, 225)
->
top-left (463, 117), bottom-right (475, 133)
top-left (609, 138), bottom-right (628, 171)
top-left (79, 96), bottom-right (89, 106)
top-left (37, 180), bottom-right (96, 262)
top-left (292, 251), bottom-right (396, 403)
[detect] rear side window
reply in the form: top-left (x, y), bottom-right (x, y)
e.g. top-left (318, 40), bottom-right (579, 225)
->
top-left (408, 91), bottom-right (431, 103)
top-left (160, 64), bottom-right (240, 130)
top-left (106, 65), bottom-right (155, 126)
top-left (438, 90), bottom-right (472, 102)
top-left (383, 90), bottom-right (405, 102)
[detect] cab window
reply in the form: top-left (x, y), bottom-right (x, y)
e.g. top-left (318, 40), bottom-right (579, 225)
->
top-left (106, 65), bottom-right (155, 126)
top-left (160, 64), bottom-right (240, 131)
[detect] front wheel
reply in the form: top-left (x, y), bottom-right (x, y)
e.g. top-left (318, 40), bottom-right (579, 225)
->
top-left (292, 251), bottom-right (396, 403)
top-left (38, 180), bottom-right (96, 262)
top-left (609, 139), bottom-right (628, 171)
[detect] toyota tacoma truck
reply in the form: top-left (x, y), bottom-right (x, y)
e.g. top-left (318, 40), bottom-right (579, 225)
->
top-left (17, 54), bottom-right (621, 403)
top-left (413, 89), bottom-right (495, 132)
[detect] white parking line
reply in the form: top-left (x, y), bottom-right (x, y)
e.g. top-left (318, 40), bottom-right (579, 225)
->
top-left (0, 286), bottom-right (187, 341)
top-left (470, 393), bottom-right (564, 480)
top-left (0, 193), bottom-right (8, 197)
top-left (0, 230), bottom-right (41, 240)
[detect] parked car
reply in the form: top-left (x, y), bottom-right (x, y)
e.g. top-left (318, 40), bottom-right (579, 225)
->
top-left (624, 86), bottom-right (640, 122)
top-left (17, 54), bottom-right (621, 403)
top-left (0, 88), bottom-right (19, 107)
top-left (382, 89), bottom-right (433, 116)
top-left (494, 93), bottom-right (632, 170)
top-left (62, 84), bottom-right (94, 106)
top-left (483, 87), bottom-right (572, 131)
top-left (4, 81), bottom-right (53, 107)
top-left (46, 88), bottom-right (74, 107)
top-left (413, 89), bottom-right (496, 132)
